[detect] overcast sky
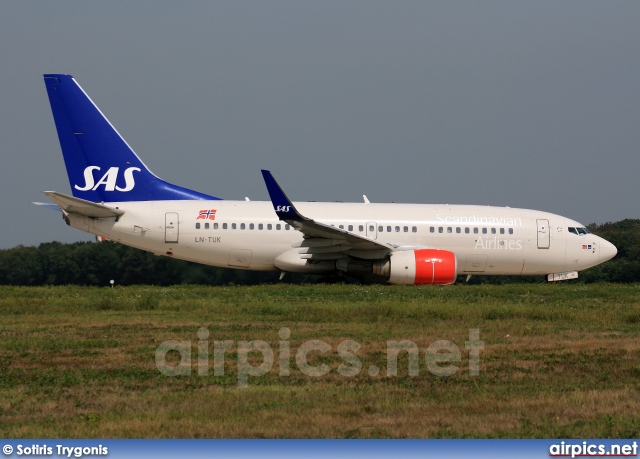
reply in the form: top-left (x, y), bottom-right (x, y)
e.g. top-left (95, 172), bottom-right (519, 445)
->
top-left (1, 1), bottom-right (638, 248)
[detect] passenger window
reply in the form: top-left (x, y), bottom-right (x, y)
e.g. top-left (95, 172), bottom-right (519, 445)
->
top-left (214, 223), bottom-right (218, 229)
top-left (258, 223), bottom-right (263, 230)
top-left (232, 223), bottom-right (237, 230)
top-left (447, 227), bottom-right (452, 233)
top-left (403, 226), bottom-right (408, 232)
top-left (378, 226), bottom-right (383, 232)
top-left (359, 225), bottom-right (364, 232)
top-left (465, 227), bottom-right (470, 234)
top-left (491, 228), bottom-right (496, 234)
top-left (249, 223), bottom-right (254, 230)
top-left (412, 226), bottom-right (417, 233)
top-left (348, 225), bottom-right (353, 231)
top-left (500, 228), bottom-right (504, 234)
top-left (430, 227), bottom-right (435, 233)
top-left (438, 227), bottom-right (443, 233)
top-left (474, 228), bottom-right (478, 234)
top-left (276, 224), bottom-right (281, 230)
top-left (369, 225), bottom-right (375, 232)
top-left (204, 222), bottom-right (209, 229)
top-left (241, 223), bottom-right (246, 230)
top-left (339, 225), bottom-right (344, 229)
top-left (223, 223), bottom-right (228, 230)
top-left (387, 226), bottom-right (392, 232)
top-left (285, 224), bottom-right (290, 230)
top-left (509, 228), bottom-right (513, 234)
top-left (395, 226), bottom-right (400, 232)
top-left (195, 223), bottom-right (201, 229)
top-left (482, 228), bottom-right (487, 234)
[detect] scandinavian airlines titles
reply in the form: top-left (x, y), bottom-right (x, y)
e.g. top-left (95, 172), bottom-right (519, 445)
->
top-left (474, 236), bottom-right (523, 251)
top-left (434, 214), bottom-right (525, 251)
top-left (436, 214), bottom-right (523, 226)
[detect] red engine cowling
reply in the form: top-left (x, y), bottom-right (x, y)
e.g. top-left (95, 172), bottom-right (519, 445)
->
top-left (387, 249), bottom-right (457, 285)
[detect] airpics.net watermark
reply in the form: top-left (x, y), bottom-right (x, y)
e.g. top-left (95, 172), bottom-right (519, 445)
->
top-left (155, 328), bottom-right (484, 388)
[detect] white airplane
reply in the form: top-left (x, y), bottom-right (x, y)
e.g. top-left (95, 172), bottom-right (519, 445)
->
top-left (39, 74), bottom-right (617, 285)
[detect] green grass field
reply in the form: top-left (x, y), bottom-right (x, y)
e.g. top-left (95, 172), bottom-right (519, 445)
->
top-left (0, 283), bottom-right (639, 438)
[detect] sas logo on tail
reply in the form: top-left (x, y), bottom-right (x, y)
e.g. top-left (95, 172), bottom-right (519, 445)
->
top-left (75, 166), bottom-right (141, 192)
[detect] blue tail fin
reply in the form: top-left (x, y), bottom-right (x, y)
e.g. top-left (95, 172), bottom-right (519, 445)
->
top-left (43, 74), bottom-right (220, 202)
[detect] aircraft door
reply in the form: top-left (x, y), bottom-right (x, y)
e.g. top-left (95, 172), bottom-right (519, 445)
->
top-left (165, 212), bottom-right (179, 243)
top-left (537, 219), bottom-right (550, 249)
top-left (366, 221), bottom-right (378, 240)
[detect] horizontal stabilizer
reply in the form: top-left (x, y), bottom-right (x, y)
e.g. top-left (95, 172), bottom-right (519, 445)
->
top-left (43, 191), bottom-right (125, 218)
top-left (33, 202), bottom-right (62, 212)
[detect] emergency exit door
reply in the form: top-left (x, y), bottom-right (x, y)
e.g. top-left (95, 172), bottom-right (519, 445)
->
top-left (366, 221), bottom-right (378, 240)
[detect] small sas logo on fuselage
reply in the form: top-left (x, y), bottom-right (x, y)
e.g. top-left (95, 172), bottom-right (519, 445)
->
top-left (197, 209), bottom-right (217, 220)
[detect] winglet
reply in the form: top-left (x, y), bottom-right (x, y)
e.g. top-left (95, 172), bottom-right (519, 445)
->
top-left (261, 170), bottom-right (307, 222)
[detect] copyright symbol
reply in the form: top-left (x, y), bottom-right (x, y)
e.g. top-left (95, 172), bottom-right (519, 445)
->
top-left (2, 445), bottom-right (12, 455)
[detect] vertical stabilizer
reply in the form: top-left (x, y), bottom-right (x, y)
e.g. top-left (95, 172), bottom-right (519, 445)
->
top-left (43, 74), bottom-right (220, 202)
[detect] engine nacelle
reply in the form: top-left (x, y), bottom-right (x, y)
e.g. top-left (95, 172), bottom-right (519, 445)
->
top-left (379, 249), bottom-right (458, 285)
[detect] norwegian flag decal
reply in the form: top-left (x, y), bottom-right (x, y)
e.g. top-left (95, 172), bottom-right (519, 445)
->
top-left (197, 209), bottom-right (217, 220)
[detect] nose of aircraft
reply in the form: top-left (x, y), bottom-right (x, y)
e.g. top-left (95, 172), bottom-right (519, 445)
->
top-left (599, 238), bottom-right (617, 263)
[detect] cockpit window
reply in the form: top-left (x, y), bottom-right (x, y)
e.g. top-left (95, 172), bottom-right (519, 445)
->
top-left (568, 227), bottom-right (590, 235)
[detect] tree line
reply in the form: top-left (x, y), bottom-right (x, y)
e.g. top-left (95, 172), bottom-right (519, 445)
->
top-left (0, 219), bottom-right (637, 286)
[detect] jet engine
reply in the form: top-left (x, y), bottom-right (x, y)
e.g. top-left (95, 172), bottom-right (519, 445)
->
top-left (372, 248), bottom-right (458, 285)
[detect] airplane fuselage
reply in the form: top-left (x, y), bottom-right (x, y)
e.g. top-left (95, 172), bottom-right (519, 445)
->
top-left (65, 199), bottom-right (614, 279)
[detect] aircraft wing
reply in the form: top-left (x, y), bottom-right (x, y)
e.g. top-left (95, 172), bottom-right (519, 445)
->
top-left (42, 191), bottom-right (125, 218)
top-left (261, 170), bottom-right (394, 259)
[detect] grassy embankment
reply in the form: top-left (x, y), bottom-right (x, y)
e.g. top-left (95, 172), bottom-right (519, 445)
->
top-left (0, 283), bottom-right (639, 438)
